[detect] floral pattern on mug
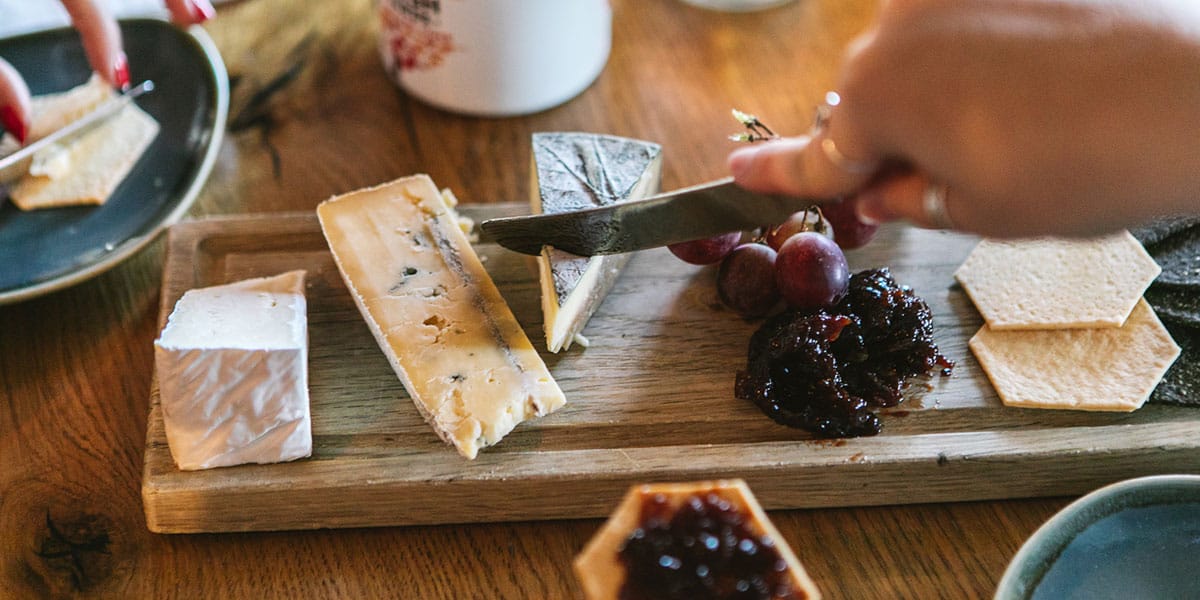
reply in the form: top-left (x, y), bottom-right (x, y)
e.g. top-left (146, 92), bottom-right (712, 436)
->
top-left (379, 2), bottom-right (456, 71)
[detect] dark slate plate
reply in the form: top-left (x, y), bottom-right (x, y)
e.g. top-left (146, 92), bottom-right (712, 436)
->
top-left (1147, 227), bottom-right (1200, 287)
top-left (1131, 215), bottom-right (1200, 248)
top-left (1144, 284), bottom-right (1200, 330)
top-left (1132, 216), bottom-right (1200, 405)
top-left (0, 19), bottom-right (228, 304)
top-left (1151, 320), bottom-right (1200, 406)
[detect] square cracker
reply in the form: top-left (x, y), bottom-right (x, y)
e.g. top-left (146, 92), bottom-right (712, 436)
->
top-left (969, 299), bottom-right (1180, 412)
top-left (0, 75), bottom-right (112, 155)
top-left (9, 102), bottom-right (160, 210)
top-left (954, 233), bottom-right (1161, 330)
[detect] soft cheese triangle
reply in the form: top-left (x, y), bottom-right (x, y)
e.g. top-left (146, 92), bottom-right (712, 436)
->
top-left (531, 132), bottom-right (662, 352)
top-left (154, 270), bottom-right (312, 470)
top-left (318, 175), bottom-right (566, 459)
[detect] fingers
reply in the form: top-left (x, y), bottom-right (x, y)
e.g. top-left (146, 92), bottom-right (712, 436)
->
top-left (727, 31), bottom-right (890, 201)
top-left (61, 0), bottom-right (127, 88)
top-left (164, 0), bottom-right (215, 25)
top-left (727, 124), bottom-right (880, 200)
top-left (854, 171), bottom-right (1004, 235)
top-left (0, 57), bottom-right (32, 144)
top-left (854, 171), bottom-right (948, 229)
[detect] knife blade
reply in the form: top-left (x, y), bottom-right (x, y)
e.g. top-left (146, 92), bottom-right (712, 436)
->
top-left (0, 80), bottom-right (155, 184)
top-left (480, 177), bottom-right (820, 256)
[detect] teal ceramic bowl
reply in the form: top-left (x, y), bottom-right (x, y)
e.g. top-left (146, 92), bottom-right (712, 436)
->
top-left (996, 475), bottom-right (1200, 600)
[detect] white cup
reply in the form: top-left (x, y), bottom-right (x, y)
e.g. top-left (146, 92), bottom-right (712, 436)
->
top-left (378, 0), bottom-right (612, 117)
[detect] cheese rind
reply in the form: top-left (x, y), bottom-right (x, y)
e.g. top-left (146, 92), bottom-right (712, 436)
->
top-left (531, 132), bottom-right (662, 352)
top-left (318, 175), bottom-right (566, 459)
top-left (154, 270), bottom-right (312, 471)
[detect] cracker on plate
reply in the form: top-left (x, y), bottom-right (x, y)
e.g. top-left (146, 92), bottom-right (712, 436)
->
top-left (9, 103), bottom-right (159, 210)
top-left (2, 76), bottom-right (160, 211)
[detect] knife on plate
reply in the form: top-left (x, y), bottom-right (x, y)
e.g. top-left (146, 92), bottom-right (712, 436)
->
top-left (479, 177), bottom-right (820, 256)
top-left (0, 80), bottom-right (155, 184)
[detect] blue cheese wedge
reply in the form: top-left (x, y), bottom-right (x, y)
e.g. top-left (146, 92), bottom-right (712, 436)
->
top-left (318, 175), bottom-right (566, 459)
top-left (154, 270), bottom-right (312, 471)
top-left (531, 132), bottom-right (662, 352)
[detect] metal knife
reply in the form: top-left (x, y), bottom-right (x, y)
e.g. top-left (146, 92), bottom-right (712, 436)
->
top-left (0, 80), bottom-right (155, 184)
top-left (480, 177), bottom-right (819, 256)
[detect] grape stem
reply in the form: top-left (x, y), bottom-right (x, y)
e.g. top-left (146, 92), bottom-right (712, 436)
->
top-left (729, 108), bottom-right (779, 143)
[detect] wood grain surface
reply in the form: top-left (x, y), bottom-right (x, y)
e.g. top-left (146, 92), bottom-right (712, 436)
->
top-left (0, 0), bottom-right (1148, 597)
top-left (143, 209), bottom-right (1200, 534)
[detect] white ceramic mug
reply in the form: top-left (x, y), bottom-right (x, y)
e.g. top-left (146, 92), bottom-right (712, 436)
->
top-left (378, 0), bottom-right (612, 117)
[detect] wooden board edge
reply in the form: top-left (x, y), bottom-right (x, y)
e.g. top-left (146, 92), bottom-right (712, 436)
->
top-left (142, 424), bottom-right (1200, 533)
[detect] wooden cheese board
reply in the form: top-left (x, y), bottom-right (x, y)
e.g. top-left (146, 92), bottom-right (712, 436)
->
top-left (142, 206), bottom-right (1200, 533)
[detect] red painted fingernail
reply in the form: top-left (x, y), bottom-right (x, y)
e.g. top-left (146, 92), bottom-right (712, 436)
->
top-left (0, 105), bottom-right (27, 144)
top-left (113, 53), bottom-right (130, 90)
top-left (188, 0), bottom-right (215, 23)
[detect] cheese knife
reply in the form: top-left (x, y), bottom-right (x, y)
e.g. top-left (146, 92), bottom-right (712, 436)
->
top-left (0, 80), bottom-right (155, 184)
top-left (480, 177), bottom-right (819, 256)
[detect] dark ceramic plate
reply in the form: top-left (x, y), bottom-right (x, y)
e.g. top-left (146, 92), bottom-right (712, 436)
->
top-left (0, 19), bottom-right (227, 304)
top-left (996, 475), bottom-right (1200, 600)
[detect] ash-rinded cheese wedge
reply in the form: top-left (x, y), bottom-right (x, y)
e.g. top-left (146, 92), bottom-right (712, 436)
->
top-left (532, 132), bottom-right (662, 352)
top-left (154, 270), bottom-right (312, 471)
top-left (318, 175), bottom-right (566, 459)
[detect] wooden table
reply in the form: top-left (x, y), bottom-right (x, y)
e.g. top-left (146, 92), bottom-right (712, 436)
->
top-left (1, 0), bottom-right (1074, 597)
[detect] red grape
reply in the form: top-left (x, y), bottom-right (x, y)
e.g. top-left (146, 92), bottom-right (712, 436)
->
top-left (765, 208), bottom-right (833, 250)
top-left (668, 231), bottom-right (741, 265)
top-left (820, 197), bottom-right (878, 249)
top-left (717, 243), bottom-right (780, 317)
top-left (775, 232), bottom-right (850, 309)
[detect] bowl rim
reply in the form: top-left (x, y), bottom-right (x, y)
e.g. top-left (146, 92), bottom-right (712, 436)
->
top-left (994, 473), bottom-right (1200, 600)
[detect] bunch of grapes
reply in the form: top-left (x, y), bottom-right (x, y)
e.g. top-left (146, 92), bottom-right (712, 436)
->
top-left (669, 199), bottom-right (875, 318)
top-left (665, 109), bottom-right (881, 318)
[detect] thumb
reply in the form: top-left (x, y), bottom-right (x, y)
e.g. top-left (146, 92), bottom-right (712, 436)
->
top-left (727, 129), bottom-right (879, 201)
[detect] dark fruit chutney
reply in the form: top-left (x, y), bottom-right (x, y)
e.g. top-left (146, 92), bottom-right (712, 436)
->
top-left (617, 492), bottom-right (805, 600)
top-left (735, 268), bottom-right (953, 437)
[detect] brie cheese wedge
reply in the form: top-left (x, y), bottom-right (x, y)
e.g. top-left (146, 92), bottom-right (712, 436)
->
top-left (154, 270), bottom-right (312, 471)
top-left (531, 132), bottom-right (662, 352)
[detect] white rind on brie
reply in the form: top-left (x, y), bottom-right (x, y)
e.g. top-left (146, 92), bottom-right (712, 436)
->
top-left (154, 270), bottom-right (312, 471)
top-left (531, 132), bottom-right (662, 352)
top-left (318, 175), bottom-right (566, 460)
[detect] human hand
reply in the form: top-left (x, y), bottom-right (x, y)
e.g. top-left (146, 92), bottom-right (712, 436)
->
top-left (727, 0), bottom-right (1200, 238)
top-left (0, 0), bottom-right (214, 144)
